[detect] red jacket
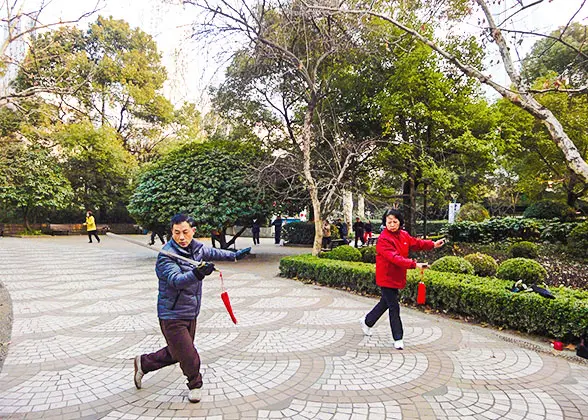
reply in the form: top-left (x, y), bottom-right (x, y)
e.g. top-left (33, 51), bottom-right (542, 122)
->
top-left (375, 228), bottom-right (434, 289)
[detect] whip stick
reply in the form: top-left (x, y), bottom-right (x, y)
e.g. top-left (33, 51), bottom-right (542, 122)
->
top-left (105, 231), bottom-right (237, 323)
top-left (105, 232), bottom-right (209, 269)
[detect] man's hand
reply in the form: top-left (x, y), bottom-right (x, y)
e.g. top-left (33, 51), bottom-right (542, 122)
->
top-left (234, 247), bottom-right (251, 261)
top-left (193, 262), bottom-right (215, 279)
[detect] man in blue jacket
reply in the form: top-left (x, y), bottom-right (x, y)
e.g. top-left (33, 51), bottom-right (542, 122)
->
top-left (133, 213), bottom-right (250, 403)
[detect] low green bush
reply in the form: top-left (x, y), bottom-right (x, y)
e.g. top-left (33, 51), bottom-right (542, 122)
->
top-left (496, 258), bottom-right (547, 283)
top-left (508, 241), bottom-right (539, 259)
top-left (568, 221), bottom-right (588, 259)
top-left (464, 253), bottom-right (498, 277)
top-left (456, 203), bottom-right (490, 222)
top-left (430, 256), bottom-right (475, 275)
top-left (279, 254), bottom-right (588, 341)
top-left (359, 246), bottom-right (376, 263)
top-left (282, 221), bottom-right (315, 244)
top-left (323, 245), bottom-right (362, 262)
top-left (524, 200), bottom-right (576, 221)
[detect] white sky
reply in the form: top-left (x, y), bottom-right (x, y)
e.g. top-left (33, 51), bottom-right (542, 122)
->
top-left (10, 0), bottom-right (588, 107)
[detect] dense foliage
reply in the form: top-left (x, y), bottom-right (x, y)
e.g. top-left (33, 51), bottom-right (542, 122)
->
top-left (282, 222), bottom-right (315, 245)
top-left (568, 221), bottom-right (588, 259)
top-left (496, 258), bottom-right (548, 284)
top-left (128, 139), bottom-right (272, 233)
top-left (463, 253), bottom-right (498, 277)
top-left (456, 203), bottom-right (490, 222)
top-left (430, 256), bottom-right (475, 275)
top-left (279, 255), bottom-right (588, 341)
top-left (508, 241), bottom-right (539, 259)
top-left (523, 200), bottom-right (576, 221)
top-left (359, 246), bottom-right (376, 263)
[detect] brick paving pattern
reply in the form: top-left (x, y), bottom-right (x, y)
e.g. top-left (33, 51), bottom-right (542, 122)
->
top-left (0, 236), bottom-right (587, 419)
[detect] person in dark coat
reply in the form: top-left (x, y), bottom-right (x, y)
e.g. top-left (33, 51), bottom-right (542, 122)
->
top-left (363, 220), bottom-right (373, 243)
top-left (271, 215), bottom-right (283, 245)
top-left (336, 218), bottom-right (348, 243)
top-left (359, 209), bottom-right (444, 350)
top-left (133, 214), bottom-right (250, 403)
top-left (252, 218), bottom-right (261, 245)
top-left (352, 217), bottom-right (365, 248)
top-left (148, 224), bottom-right (168, 245)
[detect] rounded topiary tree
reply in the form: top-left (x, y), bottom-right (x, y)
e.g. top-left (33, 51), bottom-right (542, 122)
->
top-left (360, 246), bottom-right (376, 263)
top-left (508, 241), bottom-right (539, 259)
top-left (464, 253), bottom-right (498, 277)
top-left (523, 200), bottom-right (575, 221)
top-left (568, 221), bottom-right (588, 259)
top-left (456, 203), bottom-right (490, 222)
top-left (324, 245), bottom-right (362, 262)
top-left (128, 139), bottom-right (273, 249)
top-left (430, 256), bottom-right (475, 275)
top-left (496, 258), bottom-right (547, 283)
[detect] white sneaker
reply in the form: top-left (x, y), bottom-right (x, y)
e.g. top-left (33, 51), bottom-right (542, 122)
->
top-left (133, 355), bottom-right (144, 389)
top-left (394, 339), bottom-right (404, 350)
top-left (188, 387), bottom-right (202, 403)
top-left (359, 317), bottom-right (372, 336)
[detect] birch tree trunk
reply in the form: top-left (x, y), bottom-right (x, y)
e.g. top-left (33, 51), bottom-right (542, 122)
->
top-left (357, 195), bottom-right (365, 218)
top-left (343, 190), bottom-right (353, 231)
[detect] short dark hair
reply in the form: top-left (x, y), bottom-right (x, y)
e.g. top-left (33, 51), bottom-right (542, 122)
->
top-left (170, 213), bottom-right (192, 228)
top-left (382, 209), bottom-right (404, 227)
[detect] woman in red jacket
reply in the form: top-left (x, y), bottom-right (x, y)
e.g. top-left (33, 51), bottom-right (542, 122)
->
top-left (359, 209), bottom-right (445, 349)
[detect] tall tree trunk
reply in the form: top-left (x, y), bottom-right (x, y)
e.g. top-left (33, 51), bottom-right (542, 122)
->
top-left (343, 189), bottom-right (353, 231)
top-left (357, 194), bottom-right (365, 218)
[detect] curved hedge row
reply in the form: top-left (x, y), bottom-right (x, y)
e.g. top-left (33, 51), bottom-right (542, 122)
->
top-left (279, 255), bottom-right (588, 341)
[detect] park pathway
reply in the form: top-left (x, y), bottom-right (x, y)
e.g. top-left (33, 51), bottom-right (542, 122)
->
top-left (0, 235), bottom-right (587, 419)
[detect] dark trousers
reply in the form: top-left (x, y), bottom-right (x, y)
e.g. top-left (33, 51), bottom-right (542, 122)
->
top-left (150, 231), bottom-right (165, 245)
top-left (274, 227), bottom-right (281, 244)
top-left (141, 318), bottom-right (202, 390)
top-left (87, 230), bottom-right (100, 243)
top-left (365, 287), bottom-right (403, 341)
top-left (321, 237), bottom-right (331, 249)
top-left (252, 231), bottom-right (260, 245)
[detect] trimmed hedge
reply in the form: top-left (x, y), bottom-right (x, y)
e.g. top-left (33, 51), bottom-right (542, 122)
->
top-left (464, 253), bottom-right (498, 277)
top-left (496, 258), bottom-right (548, 283)
top-left (508, 241), bottom-right (539, 259)
top-left (279, 254), bottom-right (588, 341)
top-left (360, 246), bottom-right (376, 263)
top-left (430, 256), bottom-right (475, 275)
top-left (282, 221), bottom-right (315, 244)
top-left (323, 245), bottom-right (362, 262)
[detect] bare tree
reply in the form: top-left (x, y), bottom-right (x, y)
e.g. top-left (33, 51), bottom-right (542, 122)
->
top-left (184, 0), bottom-right (379, 254)
top-left (1, 0), bottom-right (100, 107)
top-left (303, 0), bottom-right (588, 184)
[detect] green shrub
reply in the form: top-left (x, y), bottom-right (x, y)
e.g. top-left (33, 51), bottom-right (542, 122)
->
top-left (464, 253), bottom-right (498, 277)
top-left (360, 246), bottom-right (376, 263)
top-left (282, 222), bottom-right (315, 244)
top-left (568, 221), bottom-right (588, 259)
top-left (540, 221), bottom-right (579, 243)
top-left (323, 245), bottom-right (362, 262)
top-left (523, 200), bottom-right (576, 221)
top-left (447, 217), bottom-right (544, 243)
top-left (496, 258), bottom-right (547, 283)
top-left (456, 203), bottom-right (490, 222)
top-left (430, 256), bottom-right (475, 275)
top-left (508, 241), bottom-right (539, 259)
top-left (279, 254), bottom-right (588, 341)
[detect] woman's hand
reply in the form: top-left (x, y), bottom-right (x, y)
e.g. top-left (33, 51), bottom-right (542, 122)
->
top-left (416, 262), bottom-right (429, 269)
top-left (433, 238), bottom-right (445, 248)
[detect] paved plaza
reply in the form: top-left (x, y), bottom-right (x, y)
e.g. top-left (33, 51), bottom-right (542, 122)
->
top-left (0, 235), bottom-right (587, 419)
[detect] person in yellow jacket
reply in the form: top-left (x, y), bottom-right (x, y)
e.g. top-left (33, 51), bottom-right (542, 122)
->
top-left (84, 210), bottom-right (100, 243)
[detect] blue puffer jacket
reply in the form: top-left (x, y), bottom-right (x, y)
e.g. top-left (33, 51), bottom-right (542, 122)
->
top-left (156, 239), bottom-right (236, 320)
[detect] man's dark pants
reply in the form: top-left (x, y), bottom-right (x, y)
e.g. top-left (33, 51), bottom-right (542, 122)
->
top-left (140, 318), bottom-right (203, 390)
top-left (365, 287), bottom-right (403, 341)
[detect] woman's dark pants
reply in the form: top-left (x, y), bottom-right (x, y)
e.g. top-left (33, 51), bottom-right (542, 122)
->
top-left (365, 287), bottom-right (403, 341)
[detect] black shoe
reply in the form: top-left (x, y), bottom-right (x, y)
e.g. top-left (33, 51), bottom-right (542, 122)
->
top-left (88, 241), bottom-right (92, 243)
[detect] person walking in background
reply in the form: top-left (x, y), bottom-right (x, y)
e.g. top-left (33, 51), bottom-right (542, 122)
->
top-left (252, 218), bottom-right (261, 245)
top-left (352, 217), bottom-right (365, 248)
top-left (148, 224), bottom-right (167, 246)
top-left (83, 210), bottom-right (100, 243)
top-left (322, 219), bottom-right (332, 249)
top-left (336, 218), bottom-right (348, 244)
top-left (359, 209), bottom-right (444, 350)
top-left (271, 215), bottom-right (283, 245)
top-left (133, 213), bottom-right (250, 403)
top-left (363, 220), bottom-right (373, 243)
